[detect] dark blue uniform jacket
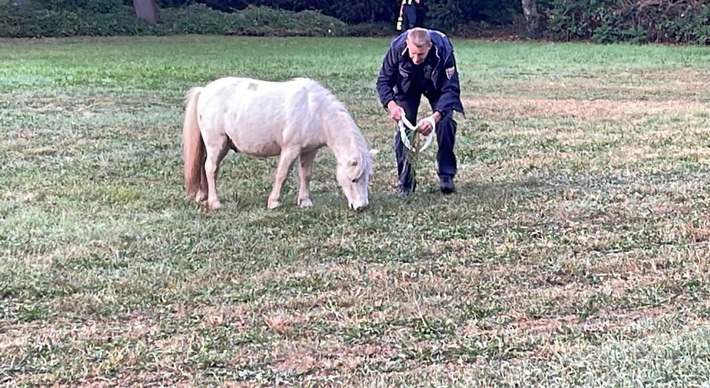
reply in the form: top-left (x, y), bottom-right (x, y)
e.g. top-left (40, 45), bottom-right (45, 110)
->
top-left (376, 30), bottom-right (464, 119)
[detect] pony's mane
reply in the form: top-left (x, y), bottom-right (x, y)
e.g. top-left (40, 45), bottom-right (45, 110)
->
top-left (299, 78), bottom-right (372, 177)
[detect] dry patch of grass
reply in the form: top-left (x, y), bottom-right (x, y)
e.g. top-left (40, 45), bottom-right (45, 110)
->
top-left (467, 96), bottom-right (709, 122)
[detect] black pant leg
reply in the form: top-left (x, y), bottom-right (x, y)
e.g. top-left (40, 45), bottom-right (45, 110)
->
top-left (435, 112), bottom-right (457, 178)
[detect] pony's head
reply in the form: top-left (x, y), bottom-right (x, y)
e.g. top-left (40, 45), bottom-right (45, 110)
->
top-left (306, 80), bottom-right (378, 211)
top-left (336, 149), bottom-right (378, 211)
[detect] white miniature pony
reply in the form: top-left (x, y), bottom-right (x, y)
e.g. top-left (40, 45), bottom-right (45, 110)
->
top-left (182, 76), bottom-right (376, 211)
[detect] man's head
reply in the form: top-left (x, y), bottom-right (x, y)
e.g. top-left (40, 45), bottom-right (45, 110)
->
top-left (405, 28), bottom-right (432, 65)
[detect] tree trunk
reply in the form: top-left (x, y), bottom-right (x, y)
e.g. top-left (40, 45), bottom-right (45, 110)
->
top-left (133, 0), bottom-right (157, 25)
top-left (521, 0), bottom-right (541, 38)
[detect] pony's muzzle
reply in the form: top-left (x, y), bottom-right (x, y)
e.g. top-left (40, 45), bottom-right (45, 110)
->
top-left (350, 202), bottom-right (368, 212)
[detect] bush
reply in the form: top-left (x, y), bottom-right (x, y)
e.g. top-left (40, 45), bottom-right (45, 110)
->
top-left (541, 0), bottom-right (710, 44)
top-left (0, 3), bottom-right (347, 38)
top-left (0, 4), bottom-right (156, 38)
top-left (227, 6), bottom-right (346, 36)
top-left (657, 3), bottom-right (710, 44)
top-left (36, 0), bottom-right (125, 14)
top-left (157, 3), bottom-right (233, 35)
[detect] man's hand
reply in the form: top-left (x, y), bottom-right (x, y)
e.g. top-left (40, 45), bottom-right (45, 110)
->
top-left (416, 113), bottom-right (440, 136)
top-left (387, 101), bottom-right (403, 121)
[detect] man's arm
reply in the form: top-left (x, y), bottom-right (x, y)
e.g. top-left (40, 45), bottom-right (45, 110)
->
top-left (432, 50), bottom-right (463, 120)
top-left (376, 44), bottom-right (400, 109)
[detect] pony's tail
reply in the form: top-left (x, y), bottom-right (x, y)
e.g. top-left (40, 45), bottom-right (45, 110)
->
top-left (183, 87), bottom-right (205, 198)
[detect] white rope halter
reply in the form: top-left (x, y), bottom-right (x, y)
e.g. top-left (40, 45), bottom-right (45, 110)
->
top-left (398, 111), bottom-right (435, 152)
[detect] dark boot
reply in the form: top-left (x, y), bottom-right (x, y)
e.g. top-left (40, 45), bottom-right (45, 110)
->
top-left (439, 176), bottom-right (455, 194)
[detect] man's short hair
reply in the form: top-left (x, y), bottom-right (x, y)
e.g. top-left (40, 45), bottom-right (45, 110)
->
top-left (406, 28), bottom-right (431, 48)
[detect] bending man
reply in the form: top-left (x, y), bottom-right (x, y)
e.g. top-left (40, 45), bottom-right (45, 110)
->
top-left (376, 27), bottom-right (464, 195)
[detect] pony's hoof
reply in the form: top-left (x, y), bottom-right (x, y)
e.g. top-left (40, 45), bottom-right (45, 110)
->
top-left (195, 191), bottom-right (208, 202)
top-left (268, 200), bottom-right (280, 209)
top-left (298, 198), bottom-right (313, 208)
top-left (208, 201), bottom-right (223, 210)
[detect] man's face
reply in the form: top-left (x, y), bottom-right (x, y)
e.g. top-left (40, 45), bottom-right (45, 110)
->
top-left (406, 40), bottom-right (431, 65)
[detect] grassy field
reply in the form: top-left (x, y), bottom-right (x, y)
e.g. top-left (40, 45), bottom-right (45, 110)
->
top-left (2, 35), bottom-right (710, 386)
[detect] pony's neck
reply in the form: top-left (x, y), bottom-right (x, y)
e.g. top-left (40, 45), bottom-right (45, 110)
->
top-left (325, 112), bottom-right (358, 157)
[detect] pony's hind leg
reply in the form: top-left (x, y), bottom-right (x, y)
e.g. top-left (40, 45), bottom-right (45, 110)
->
top-left (268, 147), bottom-right (301, 209)
top-left (204, 137), bottom-right (230, 209)
top-left (297, 149), bottom-right (318, 208)
top-left (196, 153), bottom-right (208, 203)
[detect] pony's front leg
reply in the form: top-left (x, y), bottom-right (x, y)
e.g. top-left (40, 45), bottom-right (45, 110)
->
top-left (297, 149), bottom-right (318, 208)
top-left (268, 147), bottom-right (300, 209)
top-left (204, 139), bottom-right (229, 209)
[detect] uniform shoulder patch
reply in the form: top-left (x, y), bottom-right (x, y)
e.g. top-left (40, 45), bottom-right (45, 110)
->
top-left (445, 66), bottom-right (456, 79)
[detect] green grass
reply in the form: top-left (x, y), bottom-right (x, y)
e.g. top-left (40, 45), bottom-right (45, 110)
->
top-left (2, 35), bottom-right (710, 386)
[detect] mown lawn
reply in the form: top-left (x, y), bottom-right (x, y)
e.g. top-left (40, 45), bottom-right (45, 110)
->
top-left (1, 35), bottom-right (710, 386)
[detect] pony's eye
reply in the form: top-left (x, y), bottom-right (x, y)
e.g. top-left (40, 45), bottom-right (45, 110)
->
top-left (351, 178), bottom-right (358, 183)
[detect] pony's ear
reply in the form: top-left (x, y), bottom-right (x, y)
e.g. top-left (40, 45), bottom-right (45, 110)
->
top-left (346, 157), bottom-right (363, 181)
